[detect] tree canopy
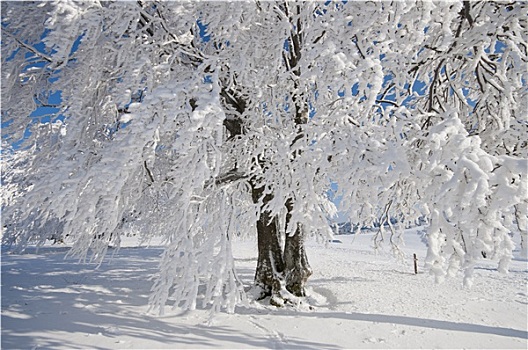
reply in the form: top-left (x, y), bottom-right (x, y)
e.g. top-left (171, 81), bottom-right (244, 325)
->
top-left (2, 1), bottom-right (527, 313)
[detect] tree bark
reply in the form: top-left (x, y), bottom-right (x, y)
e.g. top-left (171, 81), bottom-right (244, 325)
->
top-left (251, 180), bottom-right (314, 303)
top-left (284, 227), bottom-right (312, 296)
top-left (251, 183), bottom-right (285, 300)
top-left (284, 200), bottom-right (312, 297)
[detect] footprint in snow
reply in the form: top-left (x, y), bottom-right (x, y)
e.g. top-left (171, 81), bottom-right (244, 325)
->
top-left (103, 326), bottom-right (123, 335)
top-left (363, 337), bottom-right (386, 344)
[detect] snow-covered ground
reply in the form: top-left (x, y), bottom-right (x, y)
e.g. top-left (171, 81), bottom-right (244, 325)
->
top-left (2, 228), bottom-right (527, 349)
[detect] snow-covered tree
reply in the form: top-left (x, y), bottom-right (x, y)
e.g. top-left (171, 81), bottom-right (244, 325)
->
top-left (2, 1), bottom-right (526, 312)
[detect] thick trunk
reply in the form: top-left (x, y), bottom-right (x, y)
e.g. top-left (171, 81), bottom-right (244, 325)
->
top-left (284, 200), bottom-right (312, 297)
top-left (251, 184), bottom-right (284, 300)
top-left (254, 211), bottom-right (284, 298)
top-left (283, 225), bottom-right (312, 297)
top-left (251, 187), bottom-right (312, 303)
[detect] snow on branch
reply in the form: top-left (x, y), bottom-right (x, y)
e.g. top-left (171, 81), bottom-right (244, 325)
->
top-left (2, 0), bottom-right (526, 313)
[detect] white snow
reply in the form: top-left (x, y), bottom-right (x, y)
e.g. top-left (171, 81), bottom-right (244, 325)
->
top-left (2, 228), bottom-right (527, 349)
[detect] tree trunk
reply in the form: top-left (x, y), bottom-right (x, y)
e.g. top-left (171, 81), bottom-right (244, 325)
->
top-left (251, 185), bottom-right (313, 303)
top-left (251, 183), bottom-right (284, 300)
top-left (284, 200), bottom-right (312, 297)
top-left (284, 226), bottom-right (312, 297)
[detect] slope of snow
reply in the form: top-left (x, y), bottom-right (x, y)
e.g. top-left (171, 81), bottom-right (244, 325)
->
top-left (2, 228), bottom-right (527, 349)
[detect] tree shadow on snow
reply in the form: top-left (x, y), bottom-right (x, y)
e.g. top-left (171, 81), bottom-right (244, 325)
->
top-left (233, 307), bottom-right (527, 341)
top-left (312, 311), bottom-right (528, 340)
top-left (1, 247), bottom-right (339, 350)
top-left (232, 301), bottom-right (527, 341)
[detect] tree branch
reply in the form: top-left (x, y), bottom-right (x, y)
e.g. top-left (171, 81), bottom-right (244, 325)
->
top-left (204, 169), bottom-right (248, 188)
top-left (144, 160), bottom-right (155, 184)
top-left (3, 29), bottom-right (52, 63)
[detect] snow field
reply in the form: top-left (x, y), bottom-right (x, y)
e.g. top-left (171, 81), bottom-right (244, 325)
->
top-left (2, 229), bottom-right (527, 349)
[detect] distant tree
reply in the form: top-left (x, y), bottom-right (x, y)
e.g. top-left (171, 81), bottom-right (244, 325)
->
top-left (2, 1), bottom-right (526, 313)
